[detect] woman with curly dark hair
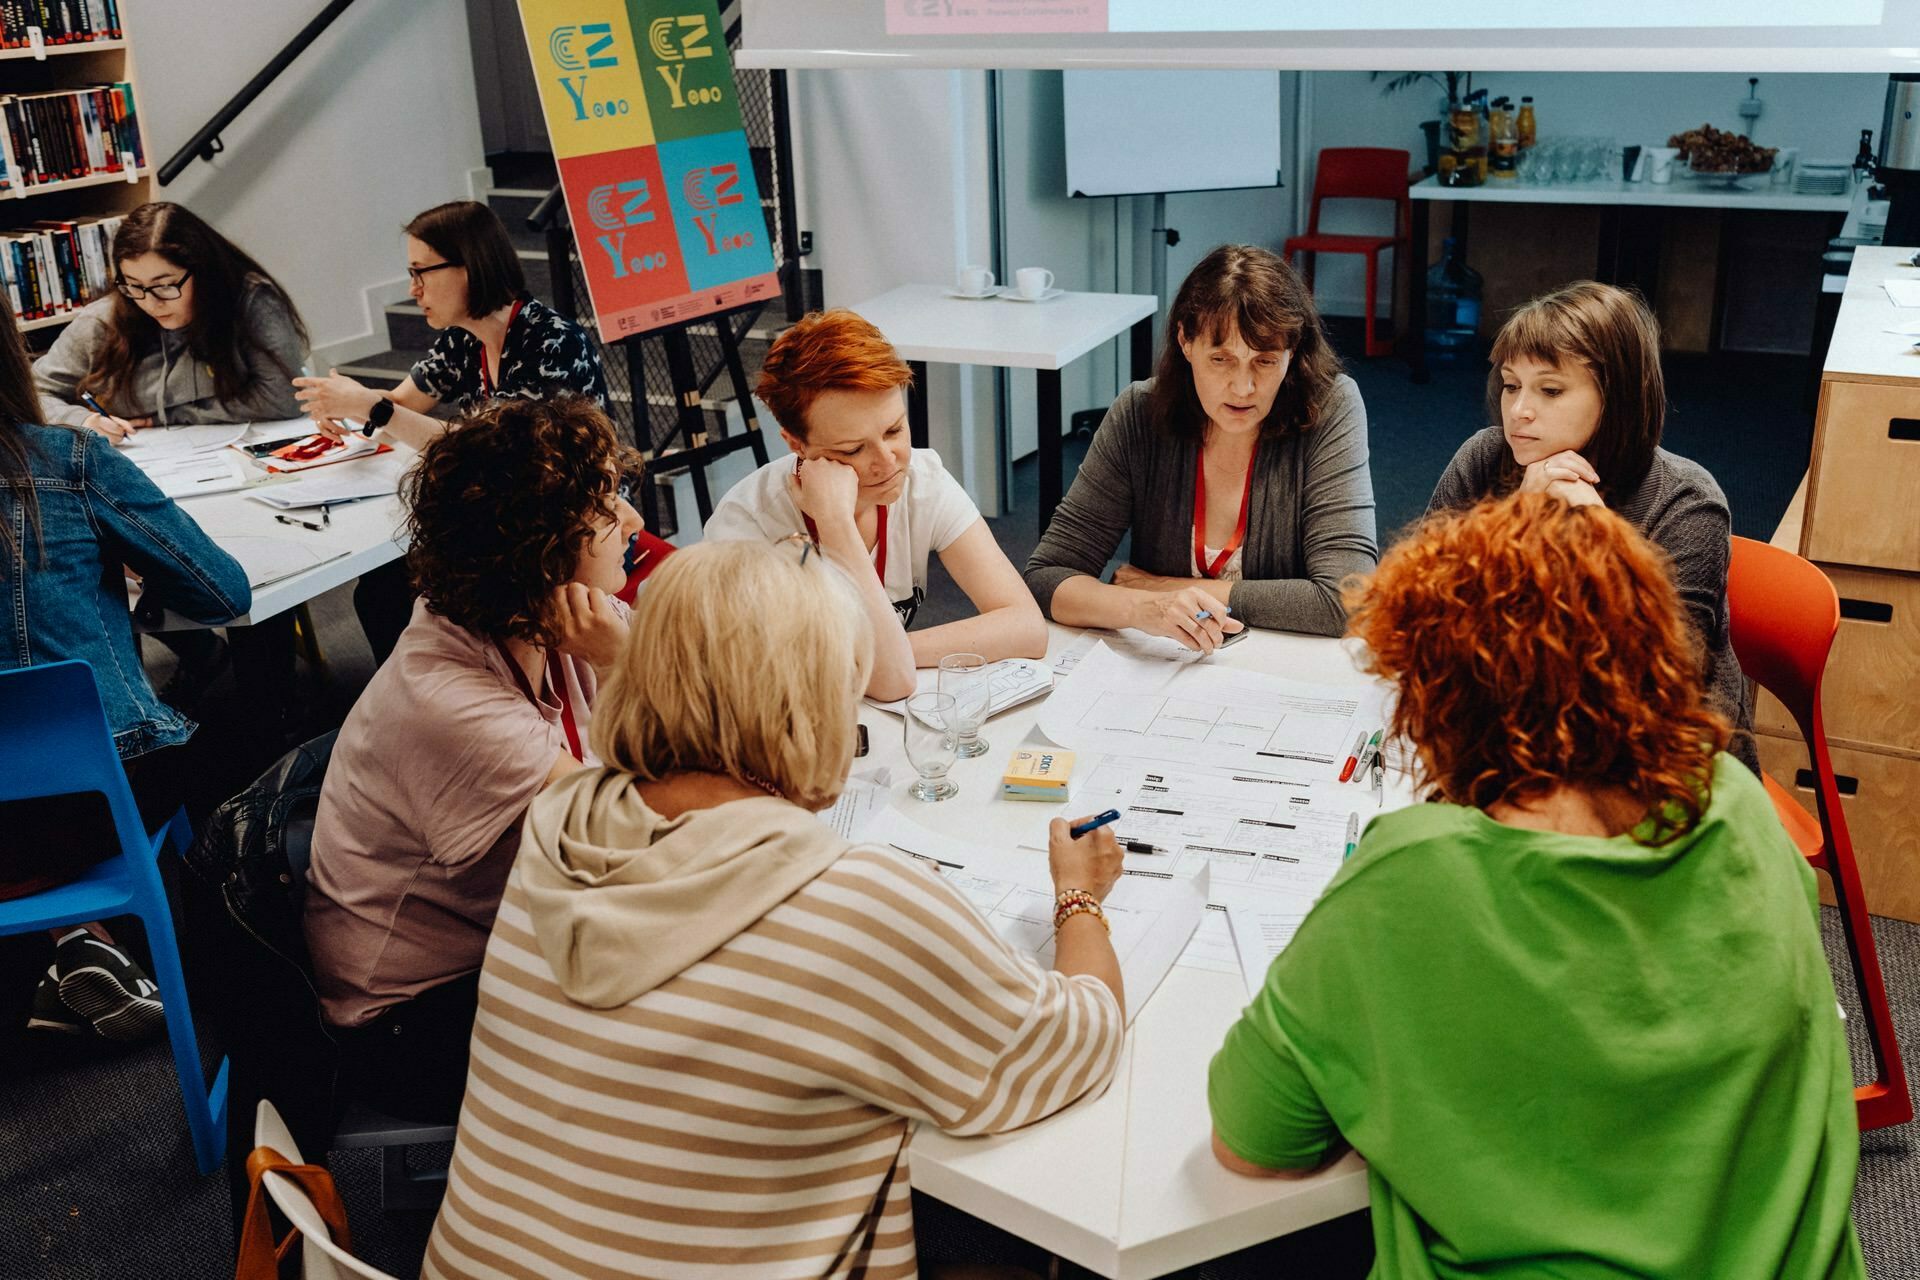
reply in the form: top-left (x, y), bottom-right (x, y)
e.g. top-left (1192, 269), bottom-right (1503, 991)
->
top-left (1208, 493), bottom-right (1864, 1279)
top-left (302, 394), bottom-right (644, 1124)
top-left (1025, 243), bottom-right (1377, 646)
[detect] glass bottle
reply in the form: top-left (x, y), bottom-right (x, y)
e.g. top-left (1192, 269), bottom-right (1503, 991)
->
top-left (1517, 96), bottom-right (1537, 150)
top-left (1446, 94), bottom-right (1483, 188)
top-left (1489, 97), bottom-right (1518, 181)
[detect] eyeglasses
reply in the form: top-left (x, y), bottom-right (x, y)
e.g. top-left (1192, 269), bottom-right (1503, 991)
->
top-left (776, 531), bottom-right (819, 566)
top-left (116, 271), bottom-right (192, 301)
top-left (407, 261), bottom-right (461, 286)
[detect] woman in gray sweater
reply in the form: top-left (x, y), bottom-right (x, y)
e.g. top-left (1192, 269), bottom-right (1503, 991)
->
top-left (32, 202), bottom-right (307, 440)
top-left (1025, 244), bottom-right (1378, 645)
top-left (1427, 280), bottom-right (1756, 771)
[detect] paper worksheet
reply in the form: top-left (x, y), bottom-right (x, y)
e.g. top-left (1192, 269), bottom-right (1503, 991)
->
top-left (247, 450), bottom-right (412, 509)
top-left (138, 450), bottom-right (249, 499)
top-left (818, 767), bottom-right (892, 841)
top-left (865, 658), bottom-right (1053, 721)
top-left (215, 535), bottom-right (350, 589)
top-left (865, 808), bottom-right (1206, 1023)
top-left (1038, 640), bottom-right (1384, 780)
top-left (1227, 882), bottom-right (1323, 999)
top-left (120, 422), bottom-right (249, 463)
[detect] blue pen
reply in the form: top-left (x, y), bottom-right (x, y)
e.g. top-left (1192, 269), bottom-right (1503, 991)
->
top-left (1069, 809), bottom-right (1123, 838)
top-left (1193, 605), bottom-right (1235, 622)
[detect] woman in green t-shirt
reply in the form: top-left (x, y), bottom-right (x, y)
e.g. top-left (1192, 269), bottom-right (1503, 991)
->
top-left (1208, 492), bottom-right (1864, 1279)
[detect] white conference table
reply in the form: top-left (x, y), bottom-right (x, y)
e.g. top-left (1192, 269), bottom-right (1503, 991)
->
top-left (1403, 173), bottom-right (1853, 381)
top-left (859, 623), bottom-right (1411, 1279)
top-left (144, 438), bottom-right (412, 631)
top-left (845, 284), bottom-right (1158, 533)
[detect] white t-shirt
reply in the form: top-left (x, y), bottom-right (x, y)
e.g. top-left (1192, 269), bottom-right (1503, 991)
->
top-left (704, 447), bottom-right (980, 623)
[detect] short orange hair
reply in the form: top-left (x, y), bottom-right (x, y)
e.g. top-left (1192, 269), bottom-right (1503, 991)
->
top-left (1346, 493), bottom-right (1730, 844)
top-left (755, 308), bottom-right (914, 440)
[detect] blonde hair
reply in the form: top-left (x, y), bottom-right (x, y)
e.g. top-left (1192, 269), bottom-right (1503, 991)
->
top-left (591, 539), bottom-right (874, 809)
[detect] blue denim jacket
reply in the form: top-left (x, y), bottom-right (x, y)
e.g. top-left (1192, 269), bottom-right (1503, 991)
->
top-left (2, 423), bottom-right (251, 758)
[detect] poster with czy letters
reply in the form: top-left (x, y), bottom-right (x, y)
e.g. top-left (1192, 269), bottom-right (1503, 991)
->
top-left (519, 0), bottom-right (781, 341)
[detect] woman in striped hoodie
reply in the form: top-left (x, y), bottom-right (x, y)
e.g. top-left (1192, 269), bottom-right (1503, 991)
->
top-left (423, 537), bottom-right (1127, 1280)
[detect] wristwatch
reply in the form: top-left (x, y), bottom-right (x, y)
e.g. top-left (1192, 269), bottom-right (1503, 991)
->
top-left (361, 397), bottom-right (396, 437)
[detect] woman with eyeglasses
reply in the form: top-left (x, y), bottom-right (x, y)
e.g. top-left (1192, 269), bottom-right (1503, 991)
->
top-left (31, 202), bottom-right (308, 442)
top-left (293, 200), bottom-right (610, 665)
top-left (292, 200), bottom-right (607, 453)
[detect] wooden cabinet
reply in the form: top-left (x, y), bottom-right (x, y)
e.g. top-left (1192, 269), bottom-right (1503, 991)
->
top-left (1777, 246), bottom-right (1920, 922)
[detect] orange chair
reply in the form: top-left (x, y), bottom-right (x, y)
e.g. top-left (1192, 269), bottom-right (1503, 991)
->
top-left (1282, 148), bottom-right (1411, 358)
top-left (1727, 536), bottom-right (1912, 1132)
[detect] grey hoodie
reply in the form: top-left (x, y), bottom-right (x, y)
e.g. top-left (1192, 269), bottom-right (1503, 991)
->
top-left (515, 767), bottom-right (849, 1009)
top-left (32, 277), bottom-right (307, 428)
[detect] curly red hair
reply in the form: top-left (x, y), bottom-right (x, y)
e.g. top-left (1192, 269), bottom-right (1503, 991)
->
top-left (755, 308), bottom-right (913, 440)
top-left (1346, 493), bottom-right (1729, 844)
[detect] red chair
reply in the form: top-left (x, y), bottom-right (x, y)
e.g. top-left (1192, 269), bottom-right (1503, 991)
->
top-left (615, 530), bottom-right (677, 605)
top-left (1282, 147), bottom-right (1412, 359)
top-left (1727, 536), bottom-right (1912, 1132)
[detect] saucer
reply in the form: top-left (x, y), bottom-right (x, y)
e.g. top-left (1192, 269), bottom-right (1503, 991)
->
top-left (996, 286), bottom-right (1064, 303)
top-left (943, 287), bottom-right (998, 300)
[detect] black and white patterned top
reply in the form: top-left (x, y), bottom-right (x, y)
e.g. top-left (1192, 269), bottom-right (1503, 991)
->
top-left (407, 296), bottom-right (608, 413)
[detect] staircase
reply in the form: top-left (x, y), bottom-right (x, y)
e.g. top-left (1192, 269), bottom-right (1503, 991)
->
top-left (333, 154), bottom-right (792, 536)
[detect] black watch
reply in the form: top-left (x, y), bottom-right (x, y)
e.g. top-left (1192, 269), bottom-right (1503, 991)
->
top-left (362, 397), bottom-right (396, 436)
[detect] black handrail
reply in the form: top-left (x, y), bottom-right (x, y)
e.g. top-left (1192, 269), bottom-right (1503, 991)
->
top-left (157, 0), bottom-right (359, 186)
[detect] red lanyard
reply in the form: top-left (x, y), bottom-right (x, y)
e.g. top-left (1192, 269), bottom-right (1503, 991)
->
top-left (798, 461), bottom-right (888, 583)
top-left (496, 640), bottom-right (582, 762)
top-left (1193, 441), bottom-right (1259, 579)
top-left (478, 298), bottom-right (526, 399)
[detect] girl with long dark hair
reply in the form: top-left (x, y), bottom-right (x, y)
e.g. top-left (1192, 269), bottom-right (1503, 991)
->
top-left (32, 201), bottom-right (307, 439)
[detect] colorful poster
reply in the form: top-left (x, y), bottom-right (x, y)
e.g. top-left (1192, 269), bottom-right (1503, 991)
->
top-left (519, 0), bottom-right (780, 341)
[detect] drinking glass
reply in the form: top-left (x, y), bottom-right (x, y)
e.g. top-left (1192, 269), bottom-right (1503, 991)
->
top-left (904, 692), bottom-right (959, 802)
top-left (1554, 140), bottom-right (1584, 184)
top-left (938, 653), bottom-right (992, 759)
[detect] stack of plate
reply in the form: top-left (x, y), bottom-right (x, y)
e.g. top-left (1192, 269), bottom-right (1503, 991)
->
top-left (1795, 161), bottom-right (1851, 195)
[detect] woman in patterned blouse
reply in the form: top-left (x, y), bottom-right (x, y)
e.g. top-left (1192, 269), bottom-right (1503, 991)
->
top-left (293, 200), bottom-right (606, 452)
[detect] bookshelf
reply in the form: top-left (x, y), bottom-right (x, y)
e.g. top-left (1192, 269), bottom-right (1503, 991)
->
top-left (0, 3), bottom-right (148, 345)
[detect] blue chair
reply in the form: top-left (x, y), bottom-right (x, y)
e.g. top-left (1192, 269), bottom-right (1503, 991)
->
top-left (0, 660), bottom-right (227, 1174)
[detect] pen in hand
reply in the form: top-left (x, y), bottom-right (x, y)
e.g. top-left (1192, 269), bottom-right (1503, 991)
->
top-left (1069, 809), bottom-right (1122, 838)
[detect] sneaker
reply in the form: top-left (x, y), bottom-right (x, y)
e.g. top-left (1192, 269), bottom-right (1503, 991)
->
top-left (156, 633), bottom-right (230, 709)
top-left (53, 930), bottom-right (165, 1042)
top-left (25, 966), bottom-right (89, 1036)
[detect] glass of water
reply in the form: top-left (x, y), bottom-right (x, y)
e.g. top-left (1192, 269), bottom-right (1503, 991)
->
top-left (904, 692), bottom-right (959, 802)
top-left (938, 653), bottom-right (992, 759)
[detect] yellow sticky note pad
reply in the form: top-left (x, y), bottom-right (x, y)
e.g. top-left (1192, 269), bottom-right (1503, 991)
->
top-left (519, 0), bottom-right (656, 158)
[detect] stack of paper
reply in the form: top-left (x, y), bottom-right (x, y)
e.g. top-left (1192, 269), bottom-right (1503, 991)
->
top-left (120, 424), bottom-right (251, 498)
top-left (247, 450), bottom-right (412, 510)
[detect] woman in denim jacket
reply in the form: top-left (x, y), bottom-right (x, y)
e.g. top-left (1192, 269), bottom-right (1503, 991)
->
top-left (0, 303), bottom-right (250, 1041)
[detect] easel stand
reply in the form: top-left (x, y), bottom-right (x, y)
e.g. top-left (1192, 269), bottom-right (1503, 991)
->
top-left (621, 307), bottom-right (772, 535)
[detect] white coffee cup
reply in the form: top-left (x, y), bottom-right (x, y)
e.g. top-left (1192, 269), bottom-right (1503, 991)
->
top-left (1771, 147), bottom-right (1799, 186)
top-left (956, 265), bottom-right (994, 295)
top-left (1646, 147), bottom-right (1679, 185)
top-left (1015, 266), bottom-right (1054, 299)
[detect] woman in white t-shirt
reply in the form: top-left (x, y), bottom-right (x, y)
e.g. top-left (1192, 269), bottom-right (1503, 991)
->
top-left (704, 308), bottom-right (1045, 700)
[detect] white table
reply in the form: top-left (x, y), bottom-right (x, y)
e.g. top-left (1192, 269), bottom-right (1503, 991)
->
top-left (1404, 173), bottom-right (1853, 381)
top-left (859, 624), bottom-right (1409, 1278)
top-left (845, 284), bottom-right (1158, 532)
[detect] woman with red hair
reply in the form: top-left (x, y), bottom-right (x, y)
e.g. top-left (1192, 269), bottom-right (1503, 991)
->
top-left (1208, 493), bottom-right (1863, 1278)
top-left (704, 308), bottom-right (1045, 701)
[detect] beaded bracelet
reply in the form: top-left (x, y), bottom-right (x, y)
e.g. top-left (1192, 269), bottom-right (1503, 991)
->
top-left (1053, 888), bottom-right (1110, 934)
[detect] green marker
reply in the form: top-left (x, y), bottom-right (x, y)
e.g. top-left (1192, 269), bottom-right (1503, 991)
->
top-left (1343, 811), bottom-right (1360, 861)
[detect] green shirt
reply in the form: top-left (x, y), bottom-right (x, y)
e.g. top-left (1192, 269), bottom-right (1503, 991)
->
top-left (1209, 756), bottom-right (1864, 1279)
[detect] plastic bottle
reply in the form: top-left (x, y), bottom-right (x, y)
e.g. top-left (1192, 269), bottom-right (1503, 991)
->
top-left (1445, 93), bottom-right (1484, 188)
top-left (1425, 237), bottom-right (1485, 365)
top-left (1517, 96), bottom-right (1537, 150)
top-left (1489, 97), bottom-right (1518, 181)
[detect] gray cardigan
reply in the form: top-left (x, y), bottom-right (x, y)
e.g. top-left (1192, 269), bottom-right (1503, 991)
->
top-left (1429, 426), bottom-right (1757, 771)
top-left (32, 278), bottom-right (306, 428)
top-left (1025, 375), bottom-right (1378, 637)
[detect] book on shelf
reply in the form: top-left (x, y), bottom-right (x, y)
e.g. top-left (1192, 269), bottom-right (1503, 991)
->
top-left (0, 1), bottom-right (123, 48)
top-left (2, 212), bottom-right (122, 321)
top-left (0, 81), bottom-right (140, 192)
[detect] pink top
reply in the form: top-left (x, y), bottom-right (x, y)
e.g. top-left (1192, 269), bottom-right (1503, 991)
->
top-left (304, 600), bottom-right (605, 1027)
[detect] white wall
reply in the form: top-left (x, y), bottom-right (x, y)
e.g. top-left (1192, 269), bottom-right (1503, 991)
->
top-left (126, 0), bottom-right (487, 359)
top-left (1304, 69), bottom-right (1888, 315)
top-left (788, 69), bottom-right (1001, 509)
